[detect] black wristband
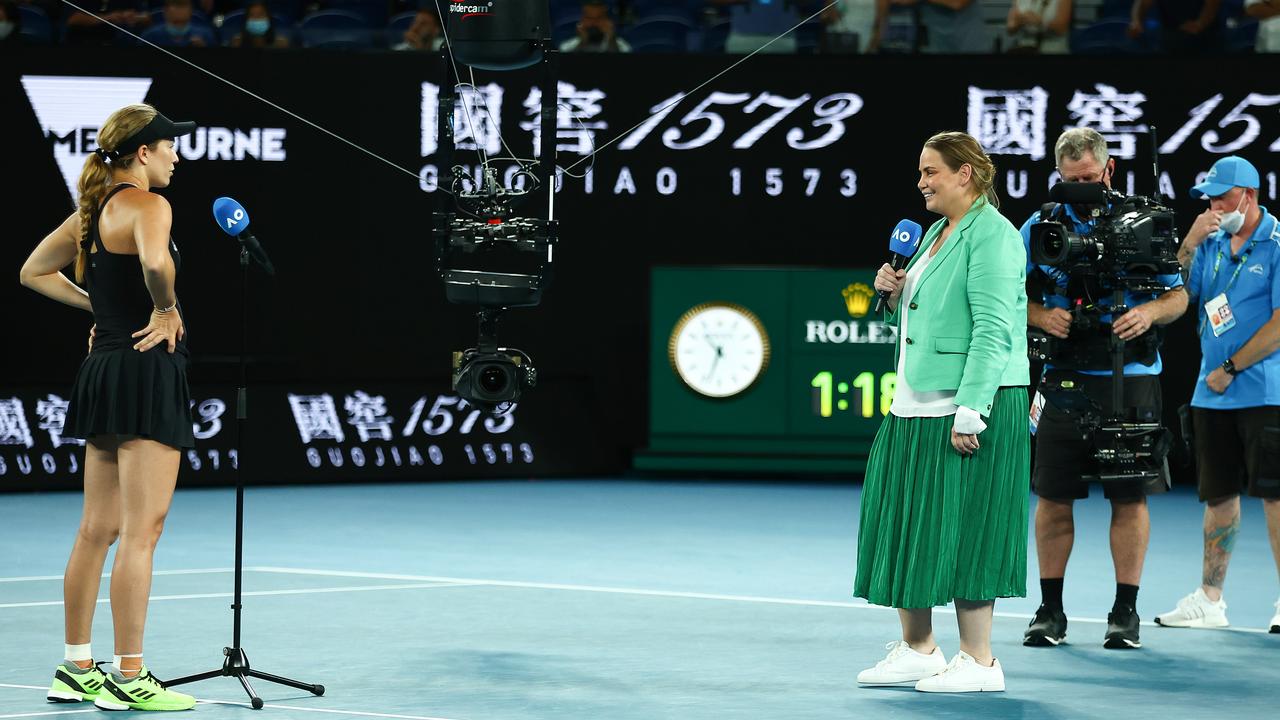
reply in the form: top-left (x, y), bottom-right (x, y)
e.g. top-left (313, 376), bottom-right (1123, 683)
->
top-left (1222, 358), bottom-right (1238, 376)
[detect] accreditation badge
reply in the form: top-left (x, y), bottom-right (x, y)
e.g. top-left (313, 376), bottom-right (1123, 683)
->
top-left (1029, 391), bottom-right (1046, 435)
top-left (1205, 293), bottom-right (1236, 337)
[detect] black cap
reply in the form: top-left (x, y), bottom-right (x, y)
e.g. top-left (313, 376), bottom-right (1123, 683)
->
top-left (102, 111), bottom-right (196, 160)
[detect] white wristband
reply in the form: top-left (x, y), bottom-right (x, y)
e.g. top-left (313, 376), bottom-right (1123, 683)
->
top-left (953, 406), bottom-right (987, 435)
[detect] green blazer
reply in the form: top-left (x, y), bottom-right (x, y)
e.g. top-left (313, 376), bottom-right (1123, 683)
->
top-left (885, 198), bottom-right (1030, 416)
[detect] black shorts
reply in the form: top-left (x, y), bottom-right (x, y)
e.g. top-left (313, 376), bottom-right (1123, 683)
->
top-left (1191, 406), bottom-right (1280, 501)
top-left (1032, 371), bottom-right (1170, 501)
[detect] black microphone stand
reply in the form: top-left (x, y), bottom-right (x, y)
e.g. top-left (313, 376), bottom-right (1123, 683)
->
top-left (166, 238), bottom-right (323, 710)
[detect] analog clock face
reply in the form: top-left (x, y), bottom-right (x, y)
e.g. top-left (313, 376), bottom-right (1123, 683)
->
top-left (669, 303), bottom-right (771, 398)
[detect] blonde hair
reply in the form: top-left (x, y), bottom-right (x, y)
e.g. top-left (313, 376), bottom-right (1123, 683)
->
top-left (74, 103), bottom-right (158, 283)
top-left (924, 131), bottom-right (1000, 209)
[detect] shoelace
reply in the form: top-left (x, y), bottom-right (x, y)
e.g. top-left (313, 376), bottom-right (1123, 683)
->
top-left (874, 641), bottom-right (911, 669)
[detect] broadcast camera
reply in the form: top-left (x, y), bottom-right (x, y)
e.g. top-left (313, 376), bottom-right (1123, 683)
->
top-left (1026, 181), bottom-right (1181, 483)
top-left (433, 1), bottom-right (559, 414)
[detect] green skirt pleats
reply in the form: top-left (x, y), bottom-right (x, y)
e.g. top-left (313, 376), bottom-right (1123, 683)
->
top-left (853, 386), bottom-right (1030, 609)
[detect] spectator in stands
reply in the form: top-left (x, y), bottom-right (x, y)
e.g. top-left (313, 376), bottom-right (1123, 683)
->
top-left (1246, 0), bottom-right (1280, 51)
top-left (820, 0), bottom-right (884, 53)
top-left (918, 0), bottom-right (991, 52)
top-left (560, 0), bottom-right (631, 52)
top-left (64, 1), bottom-right (151, 45)
top-left (141, 0), bottom-right (216, 46)
top-left (229, 0), bottom-right (290, 48)
top-left (1129, 0), bottom-right (1224, 53)
top-left (1006, 0), bottom-right (1072, 53)
top-left (392, 8), bottom-right (442, 51)
top-left (0, 1), bottom-right (22, 46)
top-left (723, 0), bottom-right (798, 53)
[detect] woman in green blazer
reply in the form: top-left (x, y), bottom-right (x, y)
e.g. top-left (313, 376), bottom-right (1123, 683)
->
top-left (854, 132), bottom-right (1030, 693)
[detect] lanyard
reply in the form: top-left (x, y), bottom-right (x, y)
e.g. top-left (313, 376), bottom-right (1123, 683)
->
top-left (1198, 233), bottom-right (1262, 337)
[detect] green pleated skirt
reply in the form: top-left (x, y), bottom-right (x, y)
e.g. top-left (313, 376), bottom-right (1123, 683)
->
top-left (853, 386), bottom-right (1030, 609)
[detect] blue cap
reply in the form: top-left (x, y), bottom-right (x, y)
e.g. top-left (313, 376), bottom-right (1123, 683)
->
top-left (1190, 156), bottom-right (1260, 199)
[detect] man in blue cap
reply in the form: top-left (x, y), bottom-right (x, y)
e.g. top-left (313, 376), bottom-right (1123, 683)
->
top-left (1159, 156), bottom-right (1280, 634)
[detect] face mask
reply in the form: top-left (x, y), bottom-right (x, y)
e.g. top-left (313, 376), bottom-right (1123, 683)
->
top-left (246, 18), bottom-right (270, 36)
top-left (0, 21), bottom-right (15, 39)
top-left (1219, 192), bottom-right (1249, 235)
top-left (166, 23), bottom-right (191, 36)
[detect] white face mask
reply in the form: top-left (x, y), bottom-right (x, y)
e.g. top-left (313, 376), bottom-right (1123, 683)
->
top-left (1219, 191), bottom-right (1250, 235)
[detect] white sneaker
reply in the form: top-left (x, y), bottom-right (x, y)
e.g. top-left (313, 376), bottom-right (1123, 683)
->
top-left (1270, 598), bottom-right (1279, 634)
top-left (857, 641), bottom-right (947, 686)
top-left (915, 652), bottom-right (1005, 693)
top-left (1154, 588), bottom-right (1229, 628)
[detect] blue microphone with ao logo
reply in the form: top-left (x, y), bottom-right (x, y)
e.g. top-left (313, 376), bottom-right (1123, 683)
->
top-left (213, 196), bottom-right (275, 275)
top-left (874, 219), bottom-right (924, 313)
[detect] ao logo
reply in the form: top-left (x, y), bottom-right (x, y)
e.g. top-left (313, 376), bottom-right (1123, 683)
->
top-left (224, 208), bottom-right (245, 230)
top-left (895, 229), bottom-right (912, 243)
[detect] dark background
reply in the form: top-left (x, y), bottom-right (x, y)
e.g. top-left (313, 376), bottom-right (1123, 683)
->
top-left (3, 47), bottom-right (1278, 487)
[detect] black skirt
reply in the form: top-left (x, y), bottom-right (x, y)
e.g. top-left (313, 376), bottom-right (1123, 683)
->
top-left (65, 347), bottom-right (195, 450)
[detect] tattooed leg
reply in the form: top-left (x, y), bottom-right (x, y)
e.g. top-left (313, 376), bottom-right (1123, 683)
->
top-left (1202, 495), bottom-right (1242, 601)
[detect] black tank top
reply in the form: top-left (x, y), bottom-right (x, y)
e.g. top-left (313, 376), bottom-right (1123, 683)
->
top-left (83, 183), bottom-right (187, 356)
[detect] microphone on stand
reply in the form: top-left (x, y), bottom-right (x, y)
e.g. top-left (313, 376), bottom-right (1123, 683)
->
top-left (874, 219), bottom-right (924, 313)
top-left (212, 196), bottom-right (276, 276)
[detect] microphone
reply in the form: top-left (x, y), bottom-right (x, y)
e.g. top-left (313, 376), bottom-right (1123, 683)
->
top-left (212, 196), bottom-right (275, 276)
top-left (1049, 181), bottom-right (1110, 206)
top-left (874, 219), bottom-right (924, 313)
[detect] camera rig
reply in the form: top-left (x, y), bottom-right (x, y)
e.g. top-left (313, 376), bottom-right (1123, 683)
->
top-left (1027, 178), bottom-right (1180, 483)
top-left (432, 29), bottom-right (560, 414)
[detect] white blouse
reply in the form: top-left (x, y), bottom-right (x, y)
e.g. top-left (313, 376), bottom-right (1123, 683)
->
top-left (889, 248), bottom-right (960, 418)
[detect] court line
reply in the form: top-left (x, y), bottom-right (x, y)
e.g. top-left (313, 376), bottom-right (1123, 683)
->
top-left (0, 568), bottom-right (234, 584)
top-left (0, 685), bottom-right (463, 720)
top-left (247, 566), bottom-right (1278, 635)
top-left (0, 582), bottom-right (480, 609)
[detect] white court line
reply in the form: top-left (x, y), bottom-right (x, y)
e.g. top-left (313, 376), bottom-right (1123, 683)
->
top-left (0, 568), bottom-right (234, 584)
top-left (246, 566), bottom-right (1278, 635)
top-left (0, 685), bottom-right (462, 720)
top-left (0, 582), bottom-right (480, 609)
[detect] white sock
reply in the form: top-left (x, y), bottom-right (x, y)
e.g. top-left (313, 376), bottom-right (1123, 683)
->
top-left (64, 644), bottom-right (93, 665)
top-left (113, 654), bottom-right (143, 677)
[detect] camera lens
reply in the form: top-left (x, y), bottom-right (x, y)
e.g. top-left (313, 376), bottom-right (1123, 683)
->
top-left (478, 364), bottom-right (509, 394)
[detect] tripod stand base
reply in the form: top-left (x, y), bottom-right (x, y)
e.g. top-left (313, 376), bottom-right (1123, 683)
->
top-left (167, 647), bottom-right (324, 710)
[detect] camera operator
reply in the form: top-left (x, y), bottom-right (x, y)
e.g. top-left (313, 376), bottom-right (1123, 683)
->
top-left (1156, 157), bottom-right (1280, 633)
top-left (1020, 128), bottom-right (1188, 650)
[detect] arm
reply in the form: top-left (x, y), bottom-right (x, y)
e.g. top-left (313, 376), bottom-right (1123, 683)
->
top-left (955, 222), bottom-right (1022, 416)
top-left (1247, 0), bottom-right (1280, 20)
top-left (133, 194), bottom-right (178, 310)
top-left (1111, 286), bottom-right (1189, 340)
top-left (1228, 310), bottom-right (1280, 371)
top-left (1006, 4), bottom-right (1023, 33)
top-left (1047, 0), bottom-right (1072, 36)
top-left (1190, 0), bottom-right (1222, 31)
top-left (869, 0), bottom-right (890, 51)
top-left (1179, 209), bottom-right (1222, 271)
top-left (19, 213), bottom-right (92, 313)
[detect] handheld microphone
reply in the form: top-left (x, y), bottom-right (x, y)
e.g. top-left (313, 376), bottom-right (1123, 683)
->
top-left (212, 196), bottom-right (275, 276)
top-left (874, 219), bottom-right (923, 313)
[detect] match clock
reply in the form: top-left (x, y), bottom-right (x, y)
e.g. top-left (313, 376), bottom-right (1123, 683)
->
top-left (668, 302), bottom-right (771, 398)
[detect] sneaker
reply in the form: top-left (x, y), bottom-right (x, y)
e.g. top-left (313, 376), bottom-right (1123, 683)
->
top-left (1154, 588), bottom-right (1229, 629)
top-left (93, 667), bottom-right (196, 712)
top-left (1270, 598), bottom-right (1279, 634)
top-left (47, 661), bottom-right (108, 703)
top-left (1104, 604), bottom-right (1142, 649)
top-left (857, 640), bottom-right (947, 686)
top-left (915, 652), bottom-right (1005, 693)
top-left (1023, 604), bottom-right (1068, 646)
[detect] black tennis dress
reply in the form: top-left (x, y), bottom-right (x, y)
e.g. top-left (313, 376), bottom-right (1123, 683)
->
top-left (64, 183), bottom-right (195, 450)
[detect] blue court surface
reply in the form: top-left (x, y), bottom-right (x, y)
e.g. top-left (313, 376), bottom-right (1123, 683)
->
top-left (1, 480), bottom-right (1276, 719)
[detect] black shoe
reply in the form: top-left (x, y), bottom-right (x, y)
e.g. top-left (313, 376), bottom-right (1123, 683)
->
top-left (1024, 604), bottom-right (1068, 646)
top-left (1104, 604), bottom-right (1142, 649)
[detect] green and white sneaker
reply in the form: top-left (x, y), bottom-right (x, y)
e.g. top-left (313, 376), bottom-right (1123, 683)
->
top-left (94, 667), bottom-right (196, 711)
top-left (47, 661), bottom-right (108, 703)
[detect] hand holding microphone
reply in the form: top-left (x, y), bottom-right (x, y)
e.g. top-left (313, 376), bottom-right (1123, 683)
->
top-left (212, 196), bottom-right (276, 275)
top-left (874, 219), bottom-right (923, 313)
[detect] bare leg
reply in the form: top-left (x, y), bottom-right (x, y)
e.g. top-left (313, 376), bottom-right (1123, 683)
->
top-left (955, 599), bottom-right (995, 666)
top-left (898, 608), bottom-right (936, 654)
top-left (1262, 498), bottom-right (1280, 587)
top-left (109, 437), bottom-right (180, 675)
top-left (1201, 495), bottom-right (1241, 602)
top-left (63, 437), bottom-right (122, 660)
top-left (1110, 497), bottom-right (1149, 586)
top-left (1035, 497), bottom-right (1075, 579)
